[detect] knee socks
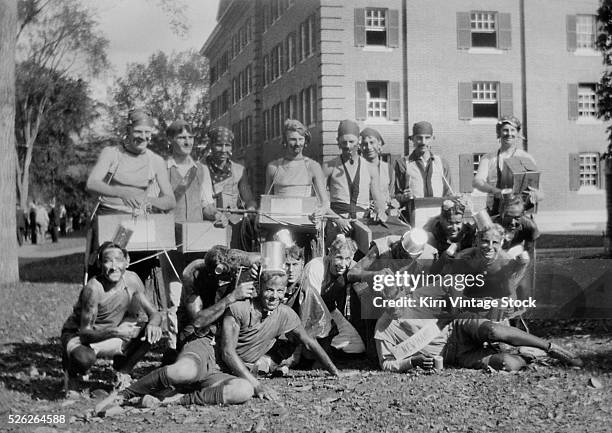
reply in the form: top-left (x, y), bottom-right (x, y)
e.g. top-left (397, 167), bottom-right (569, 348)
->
top-left (179, 384), bottom-right (225, 405)
top-left (123, 366), bottom-right (171, 399)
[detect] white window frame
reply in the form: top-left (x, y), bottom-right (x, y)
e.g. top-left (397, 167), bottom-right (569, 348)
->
top-left (579, 152), bottom-right (600, 189)
top-left (365, 8), bottom-right (387, 46)
top-left (576, 15), bottom-right (596, 49)
top-left (287, 33), bottom-right (296, 70)
top-left (472, 81), bottom-right (499, 118)
top-left (470, 12), bottom-right (497, 48)
top-left (578, 83), bottom-right (598, 119)
top-left (367, 81), bottom-right (388, 119)
top-left (473, 153), bottom-right (485, 176)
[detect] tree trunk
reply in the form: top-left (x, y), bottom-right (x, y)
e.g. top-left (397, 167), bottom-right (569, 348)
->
top-left (0, 0), bottom-right (19, 283)
top-left (606, 159), bottom-right (612, 255)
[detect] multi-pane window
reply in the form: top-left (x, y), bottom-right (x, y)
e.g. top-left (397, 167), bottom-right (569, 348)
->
top-left (232, 78), bottom-right (239, 104)
top-left (286, 33), bottom-right (296, 70)
top-left (221, 90), bottom-right (229, 114)
top-left (300, 86), bottom-right (316, 126)
top-left (366, 9), bottom-right (386, 46)
top-left (471, 12), bottom-right (497, 48)
top-left (367, 82), bottom-right (388, 119)
top-left (579, 152), bottom-right (599, 187)
top-left (300, 16), bottom-right (315, 60)
top-left (271, 44), bottom-right (283, 81)
top-left (286, 95), bottom-right (297, 119)
top-left (472, 81), bottom-right (499, 118)
top-left (578, 84), bottom-right (598, 118)
top-left (210, 66), bottom-right (218, 85)
top-left (242, 66), bottom-right (252, 97)
top-left (473, 153), bottom-right (485, 176)
top-left (576, 15), bottom-right (596, 49)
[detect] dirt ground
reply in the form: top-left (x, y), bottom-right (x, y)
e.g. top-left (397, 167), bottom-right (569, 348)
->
top-left (1, 244), bottom-right (611, 432)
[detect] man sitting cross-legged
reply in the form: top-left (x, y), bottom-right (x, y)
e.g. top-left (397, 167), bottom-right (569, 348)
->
top-left (97, 269), bottom-right (340, 410)
top-left (61, 242), bottom-right (163, 393)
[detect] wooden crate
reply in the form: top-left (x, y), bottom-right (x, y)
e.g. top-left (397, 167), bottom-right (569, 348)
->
top-left (259, 195), bottom-right (318, 226)
top-left (175, 221), bottom-right (231, 252)
top-left (502, 157), bottom-right (541, 194)
top-left (97, 213), bottom-right (175, 251)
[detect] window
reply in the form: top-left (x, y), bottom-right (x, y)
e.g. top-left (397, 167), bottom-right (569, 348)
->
top-left (366, 9), bottom-right (387, 46)
top-left (300, 18), bottom-right (312, 60)
top-left (222, 91), bottom-right (229, 114)
top-left (232, 78), bottom-right (239, 104)
top-left (473, 153), bottom-right (485, 176)
top-left (232, 34), bottom-right (240, 58)
top-left (244, 116), bottom-right (252, 147)
top-left (355, 8), bottom-right (399, 48)
top-left (264, 109), bottom-right (271, 140)
top-left (578, 84), bottom-right (598, 118)
top-left (470, 12), bottom-right (496, 48)
top-left (241, 66), bottom-right (252, 98)
top-left (568, 14), bottom-right (597, 51)
top-left (210, 66), bottom-right (218, 85)
top-left (210, 100), bottom-right (218, 120)
top-left (286, 95), bottom-right (297, 119)
top-left (472, 81), bottom-right (498, 118)
top-left (218, 51), bottom-right (229, 75)
top-left (457, 11), bottom-right (511, 50)
top-left (299, 86), bottom-right (316, 126)
top-left (263, 55), bottom-right (270, 86)
top-left (579, 153), bottom-right (600, 188)
top-left (286, 33), bottom-right (296, 70)
top-left (271, 44), bottom-right (283, 81)
top-left (367, 82), bottom-right (388, 119)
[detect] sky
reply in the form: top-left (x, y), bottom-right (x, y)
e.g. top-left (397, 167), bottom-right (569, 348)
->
top-left (83, 0), bottom-right (220, 99)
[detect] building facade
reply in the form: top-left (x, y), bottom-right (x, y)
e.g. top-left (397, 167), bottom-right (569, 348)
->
top-left (202, 0), bottom-right (607, 231)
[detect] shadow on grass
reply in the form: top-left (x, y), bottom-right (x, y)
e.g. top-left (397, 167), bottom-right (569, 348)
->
top-left (0, 337), bottom-right (163, 401)
top-left (19, 253), bottom-right (84, 284)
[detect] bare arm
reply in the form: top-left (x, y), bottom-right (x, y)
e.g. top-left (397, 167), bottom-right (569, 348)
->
top-left (191, 282), bottom-right (253, 329)
top-left (264, 163), bottom-right (275, 195)
top-left (238, 169), bottom-right (257, 210)
top-left (310, 161), bottom-right (331, 212)
top-left (288, 325), bottom-right (339, 376)
top-left (149, 157), bottom-right (176, 211)
top-left (472, 156), bottom-right (501, 196)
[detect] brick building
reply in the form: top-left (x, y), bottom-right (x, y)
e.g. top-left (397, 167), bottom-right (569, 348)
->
top-left (202, 0), bottom-right (607, 231)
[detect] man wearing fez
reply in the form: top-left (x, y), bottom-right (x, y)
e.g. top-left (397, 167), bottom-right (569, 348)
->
top-left (394, 121), bottom-right (453, 221)
top-left (323, 119), bottom-right (387, 236)
top-left (359, 127), bottom-right (392, 204)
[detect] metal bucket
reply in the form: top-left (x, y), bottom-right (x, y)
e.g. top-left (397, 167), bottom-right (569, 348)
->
top-left (473, 209), bottom-right (494, 231)
top-left (260, 241), bottom-right (286, 273)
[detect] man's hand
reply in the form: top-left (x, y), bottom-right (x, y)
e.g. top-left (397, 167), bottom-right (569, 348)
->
top-left (143, 323), bottom-right (163, 344)
top-left (253, 383), bottom-right (279, 401)
top-left (399, 188), bottom-right (414, 203)
top-left (119, 190), bottom-right (145, 209)
top-left (411, 354), bottom-right (434, 370)
top-left (335, 218), bottom-right (352, 234)
top-left (214, 212), bottom-right (229, 228)
top-left (228, 281), bottom-right (255, 303)
top-left (309, 207), bottom-right (323, 225)
top-left (115, 322), bottom-right (141, 341)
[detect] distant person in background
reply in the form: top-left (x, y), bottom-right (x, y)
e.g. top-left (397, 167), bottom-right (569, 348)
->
top-left (29, 202), bottom-right (37, 244)
top-left (59, 204), bottom-right (67, 236)
top-left (16, 205), bottom-right (27, 246)
top-left (49, 200), bottom-right (61, 243)
top-left (36, 202), bottom-right (49, 244)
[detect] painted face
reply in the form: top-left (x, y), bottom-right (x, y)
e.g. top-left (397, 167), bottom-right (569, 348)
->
top-left (478, 231), bottom-right (502, 263)
top-left (501, 205), bottom-right (523, 231)
top-left (442, 214), bottom-right (463, 242)
top-left (126, 125), bottom-right (154, 154)
top-left (285, 131), bottom-right (306, 157)
top-left (360, 135), bottom-right (382, 162)
top-left (171, 128), bottom-right (194, 157)
top-left (338, 134), bottom-right (360, 159)
top-left (285, 257), bottom-right (304, 284)
top-left (499, 124), bottom-right (518, 147)
top-left (100, 248), bottom-right (127, 283)
top-left (259, 276), bottom-right (287, 312)
top-left (412, 134), bottom-right (433, 155)
top-left (330, 247), bottom-right (352, 276)
top-left (212, 141), bottom-right (232, 163)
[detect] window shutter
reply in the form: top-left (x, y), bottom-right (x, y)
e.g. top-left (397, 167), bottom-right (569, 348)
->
top-left (459, 154), bottom-right (474, 193)
top-left (355, 8), bottom-right (366, 47)
top-left (568, 83), bottom-right (579, 120)
top-left (599, 154), bottom-right (605, 189)
top-left (355, 81), bottom-right (367, 121)
top-left (388, 9), bottom-right (399, 48)
top-left (499, 82), bottom-right (513, 117)
top-left (497, 13), bottom-right (512, 50)
top-left (457, 12), bottom-right (471, 49)
top-left (567, 15), bottom-right (577, 51)
top-left (458, 82), bottom-right (473, 120)
top-left (569, 153), bottom-right (581, 191)
top-left (388, 81), bottom-right (401, 121)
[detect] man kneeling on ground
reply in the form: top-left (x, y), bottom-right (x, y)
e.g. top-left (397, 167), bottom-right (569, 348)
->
top-left (97, 270), bottom-right (340, 410)
top-left (61, 242), bottom-right (163, 392)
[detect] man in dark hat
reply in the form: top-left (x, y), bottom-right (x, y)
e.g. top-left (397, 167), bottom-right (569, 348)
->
top-left (473, 115), bottom-right (541, 215)
top-left (323, 120), bottom-right (387, 235)
top-left (394, 121), bottom-right (453, 222)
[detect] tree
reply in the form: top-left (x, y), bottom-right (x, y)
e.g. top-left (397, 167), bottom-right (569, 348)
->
top-left (111, 49), bottom-right (209, 156)
top-left (0, 0), bottom-right (19, 283)
top-left (15, 0), bottom-right (109, 209)
top-left (597, 1), bottom-right (612, 254)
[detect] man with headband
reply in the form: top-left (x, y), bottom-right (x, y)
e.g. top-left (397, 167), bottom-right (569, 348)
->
top-left (395, 121), bottom-right (452, 222)
top-left (425, 197), bottom-right (476, 257)
top-left (473, 115), bottom-right (541, 215)
top-left (323, 119), bottom-right (387, 236)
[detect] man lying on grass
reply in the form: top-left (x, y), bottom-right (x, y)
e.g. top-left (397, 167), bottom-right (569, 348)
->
top-left (374, 285), bottom-right (583, 372)
top-left (96, 270), bottom-right (340, 412)
top-left (61, 242), bottom-right (163, 393)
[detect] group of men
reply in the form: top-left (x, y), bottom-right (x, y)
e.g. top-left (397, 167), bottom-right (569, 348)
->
top-left (62, 112), bottom-right (582, 414)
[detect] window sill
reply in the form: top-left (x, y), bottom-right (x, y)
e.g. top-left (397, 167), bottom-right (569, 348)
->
top-left (362, 46), bottom-right (394, 53)
top-left (572, 48), bottom-right (600, 57)
top-left (365, 118), bottom-right (398, 125)
top-left (468, 118), bottom-right (499, 125)
top-left (467, 47), bottom-right (505, 55)
top-left (575, 117), bottom-right (603, 125)
top-left (576, 187), bottom-right (604, 195)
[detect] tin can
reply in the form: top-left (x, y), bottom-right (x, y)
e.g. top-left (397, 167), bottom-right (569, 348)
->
top-left (433, 355), bottom-right (444, 370)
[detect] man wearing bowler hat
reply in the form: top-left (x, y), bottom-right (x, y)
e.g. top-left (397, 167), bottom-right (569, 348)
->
top-left (394, 121), bottom-right (453, 222)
